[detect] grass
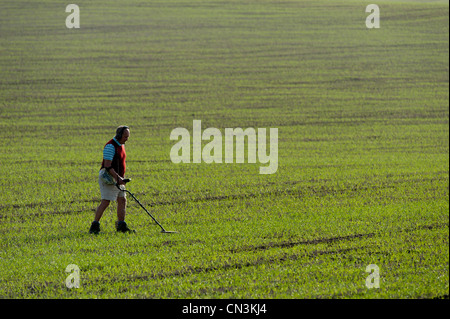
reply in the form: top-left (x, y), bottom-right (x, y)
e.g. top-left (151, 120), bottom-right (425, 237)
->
top-left (0, 0), bottom-right (448, 298)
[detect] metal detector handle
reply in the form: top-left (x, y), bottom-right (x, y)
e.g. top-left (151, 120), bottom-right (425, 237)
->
top-left (115, 178), bottom-right (131, 190)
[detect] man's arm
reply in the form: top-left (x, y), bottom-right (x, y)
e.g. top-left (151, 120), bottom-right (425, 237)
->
top-left (103, 159), bottom-right (125, 185)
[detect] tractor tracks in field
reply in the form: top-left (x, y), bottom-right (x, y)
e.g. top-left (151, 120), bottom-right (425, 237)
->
top-left (230, 232), bottom-right (376, 253)
top-left (81, 233), bottom-right (369, 286)
top-left (231, 222), bottom-right (449, 253)
top-left (110, 246), bottom-right (362, 286)
top-left (115, 222), bottom-right (448, 284)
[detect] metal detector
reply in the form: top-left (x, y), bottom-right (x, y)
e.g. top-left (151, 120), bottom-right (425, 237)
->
top-left (116, 179), bottom-right (178, 234)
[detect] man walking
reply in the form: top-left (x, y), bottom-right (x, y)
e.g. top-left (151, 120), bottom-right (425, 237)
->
top-left (89, 125), bottom-right (134, 234)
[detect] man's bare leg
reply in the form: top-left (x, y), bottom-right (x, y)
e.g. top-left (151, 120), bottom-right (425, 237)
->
top-left (117, 196), bottom-right (126, 222)
top-left (94, 199), bottom-right (110, 222)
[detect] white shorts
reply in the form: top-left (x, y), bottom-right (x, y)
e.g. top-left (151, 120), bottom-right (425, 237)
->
top-left (98, 168), bottom-right (126, 201)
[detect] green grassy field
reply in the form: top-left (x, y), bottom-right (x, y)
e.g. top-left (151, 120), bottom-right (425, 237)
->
top-left (0, 0), bottom-right (448, 299)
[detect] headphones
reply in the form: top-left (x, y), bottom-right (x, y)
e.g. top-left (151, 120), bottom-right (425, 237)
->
top-left (115, 125), bottom-right (129, 140)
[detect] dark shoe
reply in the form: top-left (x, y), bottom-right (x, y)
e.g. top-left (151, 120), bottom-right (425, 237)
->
top-left (89, 221), bottom-right (100, 234)
top-left (116, 221), bottom-right (135, 233)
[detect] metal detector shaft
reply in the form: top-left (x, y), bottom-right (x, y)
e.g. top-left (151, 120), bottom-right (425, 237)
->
top-left (115, 182), bottom-right (177, 233)
top-left (122, 188), bottom-right (167, 232)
